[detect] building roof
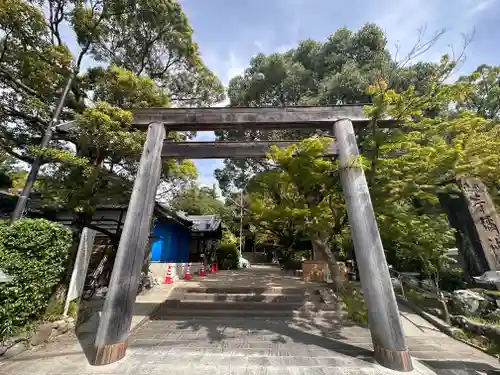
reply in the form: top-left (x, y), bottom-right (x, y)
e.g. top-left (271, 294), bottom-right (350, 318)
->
top-left (176, 213), bottom-right (222, 233)
top-left (1, 191), bottom-right (221, 238)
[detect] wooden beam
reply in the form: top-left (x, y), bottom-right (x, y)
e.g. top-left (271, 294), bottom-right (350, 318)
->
top-left (334, 119), bottom-right (413, 372)
top-left (132, 105), bottom-right (383, 131)
top-left (161, 140), bottom-right (337, 159)
top-left (94, 122), bottom-right (165, 365)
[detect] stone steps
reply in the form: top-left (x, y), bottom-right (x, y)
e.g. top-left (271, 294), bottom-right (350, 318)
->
top-left (179, 292), bottom-right (307, 303)
top-left (177, 286), bottom-right (309, 295)
top-left (163, 300), bottom-right (307, 310)
top-left (151, 308), bottom-right (339, 319)
top-left (152, 284), bottom-right (340, 319)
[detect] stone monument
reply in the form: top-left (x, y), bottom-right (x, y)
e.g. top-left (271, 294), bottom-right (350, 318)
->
top-left (459, 178), bottom-right (500, 270)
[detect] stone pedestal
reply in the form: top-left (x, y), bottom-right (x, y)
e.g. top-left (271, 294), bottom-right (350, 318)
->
top-left (302, 260), bottom-right (327, 282)
top-left (302, 260), bottom-right (348, 283)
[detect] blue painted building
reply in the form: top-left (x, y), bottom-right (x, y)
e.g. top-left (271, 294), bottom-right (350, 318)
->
top-left (150, 220), bottom-right (191, 263)
top-left (149, 211), bottom-right (222, 264)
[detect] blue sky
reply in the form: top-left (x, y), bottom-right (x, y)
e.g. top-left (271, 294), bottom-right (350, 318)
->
top-left (179, 0), bottom-right (500, 188)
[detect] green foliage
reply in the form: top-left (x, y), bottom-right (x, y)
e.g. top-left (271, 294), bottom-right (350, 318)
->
top-left (67, 300), bottom-right (79, 320)
top-left (169, 185), bottom-right (227, 216)
top-left (0, 219), bottom-right (71, 341)
top-left (457, 64), bottom-right (500, 120)
top-left (223, 41), bottom-right (500, 281)
top-left (0, 151), bottom-right (15, 189)
top-left (365, 57), bottom-right (500, 276)
top-left (247, 137), bottom-right (346, 260)
top-left (340, 289), bottom-right (368, 325)
top-left (216, 243), bottom-right (239, 270)
top-left (0, 150), bottom-right (26, 191)
top-left (215, 23), bottom-right (438, 193)
top-left (221, 227), bottom-right (237, 245)
top-left (453, 329), bottom-right (500, 357)
top-left (438, 269), bottom-right (470, 292)
top-left (1, 0), bottom-right (223, 215)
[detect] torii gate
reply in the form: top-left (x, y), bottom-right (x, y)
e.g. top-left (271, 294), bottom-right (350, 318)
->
top-left (93, 105), bottom-right (413, 372)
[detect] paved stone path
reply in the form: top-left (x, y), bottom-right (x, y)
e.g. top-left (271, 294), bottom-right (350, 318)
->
top-left (1, 266), bottom-right (499, 374)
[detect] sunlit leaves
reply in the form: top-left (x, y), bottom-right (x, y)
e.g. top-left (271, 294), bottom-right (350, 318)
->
top-left (457, 65), bottom-right (500, 119)
top-left (84, 65), bottom-right (170, 108)
top-left (247, 138), bottom-right (346, 250)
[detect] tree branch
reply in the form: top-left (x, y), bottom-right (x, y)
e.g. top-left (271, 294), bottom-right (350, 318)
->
top-left (0, 68), bottom-right (45, 99)
top-left (0, 140), bottom-right (34, 163)
top-left (1, 105), bottom-right (49, 130)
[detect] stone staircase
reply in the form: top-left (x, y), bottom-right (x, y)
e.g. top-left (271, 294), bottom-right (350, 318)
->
top-left (151, 285), bottom-right (338, 319)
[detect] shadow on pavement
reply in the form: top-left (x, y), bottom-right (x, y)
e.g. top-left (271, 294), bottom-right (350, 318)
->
top-left (421, 359), bottom-right (500, 374)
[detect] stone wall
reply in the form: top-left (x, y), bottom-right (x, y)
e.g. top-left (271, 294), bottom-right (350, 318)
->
top-left (0, 317), bottom-right (75, 360)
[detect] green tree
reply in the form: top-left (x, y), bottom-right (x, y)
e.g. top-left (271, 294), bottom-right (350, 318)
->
top-left (457, 64), bottom-right (500, 120)
top-left (240, 52), bottom-right (500, 281)
top-left (247, 138), bottom-right (347, 264)
top-left (0, 0), bottom-right (223, 214)
top-left (214, 24), bottom-right (441, 194)
top-left (364, 55), bottom-right (500, 273)
top-left (169, 184), bottom-right (227, 216)
top-left (0, 0), bottom-right (224, 300)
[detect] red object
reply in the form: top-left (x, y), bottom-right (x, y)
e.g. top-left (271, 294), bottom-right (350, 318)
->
top-left (200, 263), bottom-right (205, 276)
top-left (215, 263), bottom-right (219, 272)
top-left (211, 264), bottom-right (215, 273)
top-left (164, 264), bottom-right (173, 284)
top-left (185, 263), bottom-right (191, 280)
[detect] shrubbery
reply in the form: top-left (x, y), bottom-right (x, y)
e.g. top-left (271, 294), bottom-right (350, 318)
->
top-left (216, 243), bottom-right (239, 269)
top-left (439, 269), bottom-right (470, 292)
top-left (0, 219), bottom-right (72, 341)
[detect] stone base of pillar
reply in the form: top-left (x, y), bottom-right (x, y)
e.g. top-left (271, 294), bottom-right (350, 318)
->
top-left (93, 340), bottom-right (128, 366)
top-left (374, 343), bottom-right (413, 372)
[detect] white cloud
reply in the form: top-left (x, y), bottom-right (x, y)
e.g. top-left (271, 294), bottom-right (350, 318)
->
top-left (224, 51), bottom-right (246, 84)
top-left (467, 0), bottom-right (496, 15)
top-left (189, 0), bottom-right (497, 189)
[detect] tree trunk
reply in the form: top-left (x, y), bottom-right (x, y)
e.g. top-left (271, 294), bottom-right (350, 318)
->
top-left (311, 232), bottom-right (345, 292)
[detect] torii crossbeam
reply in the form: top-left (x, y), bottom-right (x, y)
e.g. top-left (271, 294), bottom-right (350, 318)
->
top-left (93, 105), bottom-right (412, 372)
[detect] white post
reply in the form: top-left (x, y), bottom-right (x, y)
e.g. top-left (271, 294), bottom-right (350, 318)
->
top-left (239, 189), bottom-right (243, 259)
top-left (63, 227), bottom-right (97, 316)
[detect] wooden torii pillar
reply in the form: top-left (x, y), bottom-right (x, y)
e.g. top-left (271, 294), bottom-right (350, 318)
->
top-left (93, 123), bottom-right (165, 364)
top-left (93, 106), bottom-right (412, 372)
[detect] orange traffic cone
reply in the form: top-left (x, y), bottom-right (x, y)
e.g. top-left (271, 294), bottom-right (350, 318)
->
top-left (185, 263), bottom-right (191, 280)
top-left (200, 263), bottom-right (205, 276)
top-left (163, 264), bottom-right (172, 284)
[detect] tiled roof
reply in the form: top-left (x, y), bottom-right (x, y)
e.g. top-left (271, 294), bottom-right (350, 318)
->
top-left (179, 214), bottom-right (222, 232)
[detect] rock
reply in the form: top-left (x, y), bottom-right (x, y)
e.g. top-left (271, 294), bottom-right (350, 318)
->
top-left (452, 289), bottom-right (490, 315)
top-left (30, 323), bottom-right (56, 346)
top-left (391, 277), bottom-right (402, 289)
top-left (485, 308), bottom-right (500, 321)
top-left (404, 278), bottom-right (419, 288)
top-left (56, 322), bottom-right (69, 335)
top-left (52, 319), bottom-right (65, 329)
top-left (421, 279), bottom-right (437, 291)
top-left (0, 343), bottom-right (9, 356)
top-left (2, 342), bottom-right (28, 359)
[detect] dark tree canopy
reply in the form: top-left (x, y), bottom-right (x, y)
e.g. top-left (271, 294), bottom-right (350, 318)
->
top-left (0, 0), bottom-right (224, 213)
top-left (215, 24), bottom-right (441, 194)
